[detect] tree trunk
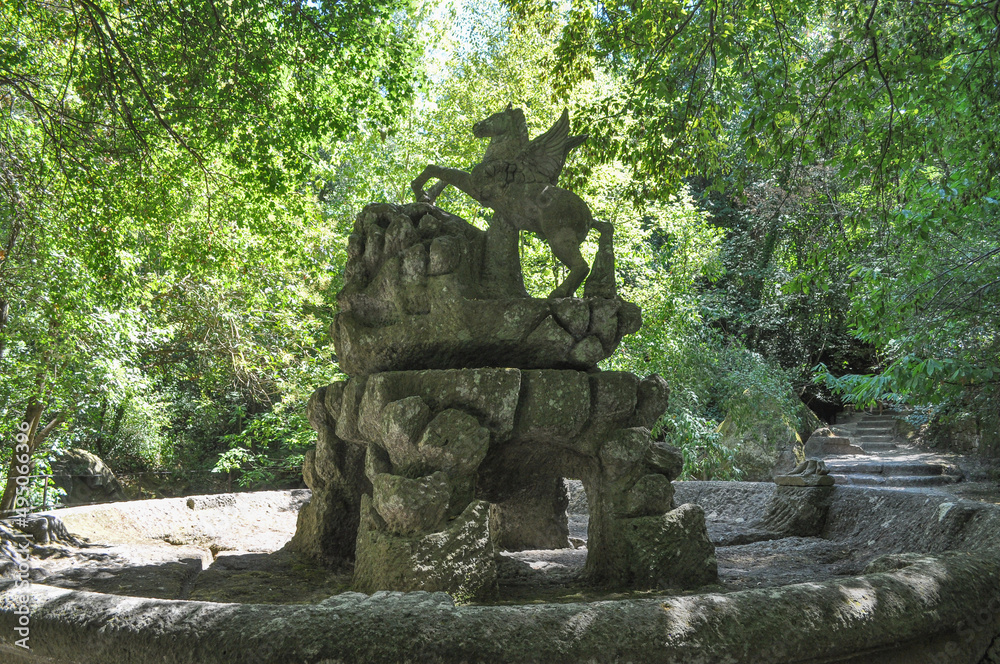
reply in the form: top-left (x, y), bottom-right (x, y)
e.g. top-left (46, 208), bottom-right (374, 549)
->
top-left (0, 220), bottom-right (21, 363)
top-left (0, 401), bottom-right (44, 514)
top-left (0, 397), bottom-right (64, 514)
top-left (0, 298), bottom-right (9, 362)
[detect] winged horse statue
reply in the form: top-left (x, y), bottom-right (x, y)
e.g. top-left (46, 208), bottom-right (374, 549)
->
top-left (411, 105), bottom-right (611, 299)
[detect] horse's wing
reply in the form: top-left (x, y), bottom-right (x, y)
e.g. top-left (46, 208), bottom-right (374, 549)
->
top-left (517, 109), bottom-right (587, 185)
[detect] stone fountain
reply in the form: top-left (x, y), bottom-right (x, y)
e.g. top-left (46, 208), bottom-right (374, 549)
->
top-left (287, 107), bottom-right (717, 599)
top-left (288, 195), bottom-right (717, 599)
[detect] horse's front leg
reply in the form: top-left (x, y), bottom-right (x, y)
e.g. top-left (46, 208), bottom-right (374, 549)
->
top-left (411, 165), bottom-right (479, 204)
top-left (411, 165), bottom-right (439, 203)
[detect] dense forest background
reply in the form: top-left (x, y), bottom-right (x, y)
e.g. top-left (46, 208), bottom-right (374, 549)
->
top-left (1, 0), bottom-right (997, 505)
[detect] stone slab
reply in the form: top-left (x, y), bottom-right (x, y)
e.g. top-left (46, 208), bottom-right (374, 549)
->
top-left (334, 297), bottom-right (640, 374)
top-left (774, 474), bottom-right (836, 487)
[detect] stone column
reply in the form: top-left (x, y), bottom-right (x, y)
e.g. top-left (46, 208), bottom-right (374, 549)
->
top-left (287, 383), bottom-right (367, 567)
top-left (351, 396), bottom-right (500, 600)
top-left (584, 427), bottom-right (717, 588)
top-left (481, 212), bottom-right (528, 298)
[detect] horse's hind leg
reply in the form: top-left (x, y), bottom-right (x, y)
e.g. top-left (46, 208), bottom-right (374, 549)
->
top-left (547, 229), bottom-right (590, 298)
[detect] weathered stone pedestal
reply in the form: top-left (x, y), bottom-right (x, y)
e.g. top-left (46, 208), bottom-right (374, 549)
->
top-left (762, 458), bottom-right (836, 537)
top-left (289, 202), bottom-right (717, 597)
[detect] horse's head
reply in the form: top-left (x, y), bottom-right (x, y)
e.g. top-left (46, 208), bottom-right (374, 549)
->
top-left (473, 103), bottom-right (526, 141)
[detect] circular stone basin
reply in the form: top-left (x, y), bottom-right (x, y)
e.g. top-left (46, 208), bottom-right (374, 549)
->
top-left (2, 482), bottom-right (1000, 663)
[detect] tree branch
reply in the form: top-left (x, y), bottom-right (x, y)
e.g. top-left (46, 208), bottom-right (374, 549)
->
top-left (33, 413), bottom-right (66, 450)
top-left (864, 0), bottom-right (896, 178)
top-left (77, 0), bottom-right (205, 166)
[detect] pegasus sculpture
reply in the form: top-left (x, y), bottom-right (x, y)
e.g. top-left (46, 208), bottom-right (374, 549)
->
top-left (411, 105), bottom-right (611, 299)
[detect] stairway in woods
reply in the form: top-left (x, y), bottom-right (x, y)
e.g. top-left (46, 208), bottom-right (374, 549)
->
top-left (853, 413), bottom-right (898, 452)
top-left (821, 410), bottom-right (964, 488)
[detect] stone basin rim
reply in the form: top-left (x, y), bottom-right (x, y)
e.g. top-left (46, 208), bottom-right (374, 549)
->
top-left (0, 548), bottom-right (997, 664)
top-left (2, 481), bottom-right (1000, 663)
top-left (0, 550), bottom-right (1000, 664)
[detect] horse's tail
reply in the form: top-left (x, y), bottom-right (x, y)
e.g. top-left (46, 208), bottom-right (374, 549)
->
top-left (591, 219), bottom-right (614, 248)
top-left (582, 219), bottom-right (617, 298)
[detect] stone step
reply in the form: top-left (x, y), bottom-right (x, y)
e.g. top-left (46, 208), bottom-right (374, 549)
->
top-left (858, 435), bottom-right (894, 442)
top-left (856, 423), bottom-right (894, 431)
top-left (825, 461), bottom-right (948, 477)
top-left (830, 473), bottom-right (962, 487)
top-left (860, 442), bottom-right (897, 452)
top-left (857, 435), bottom-right (895, 443)
top-left (856, 423), bottom-right (894, 432)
